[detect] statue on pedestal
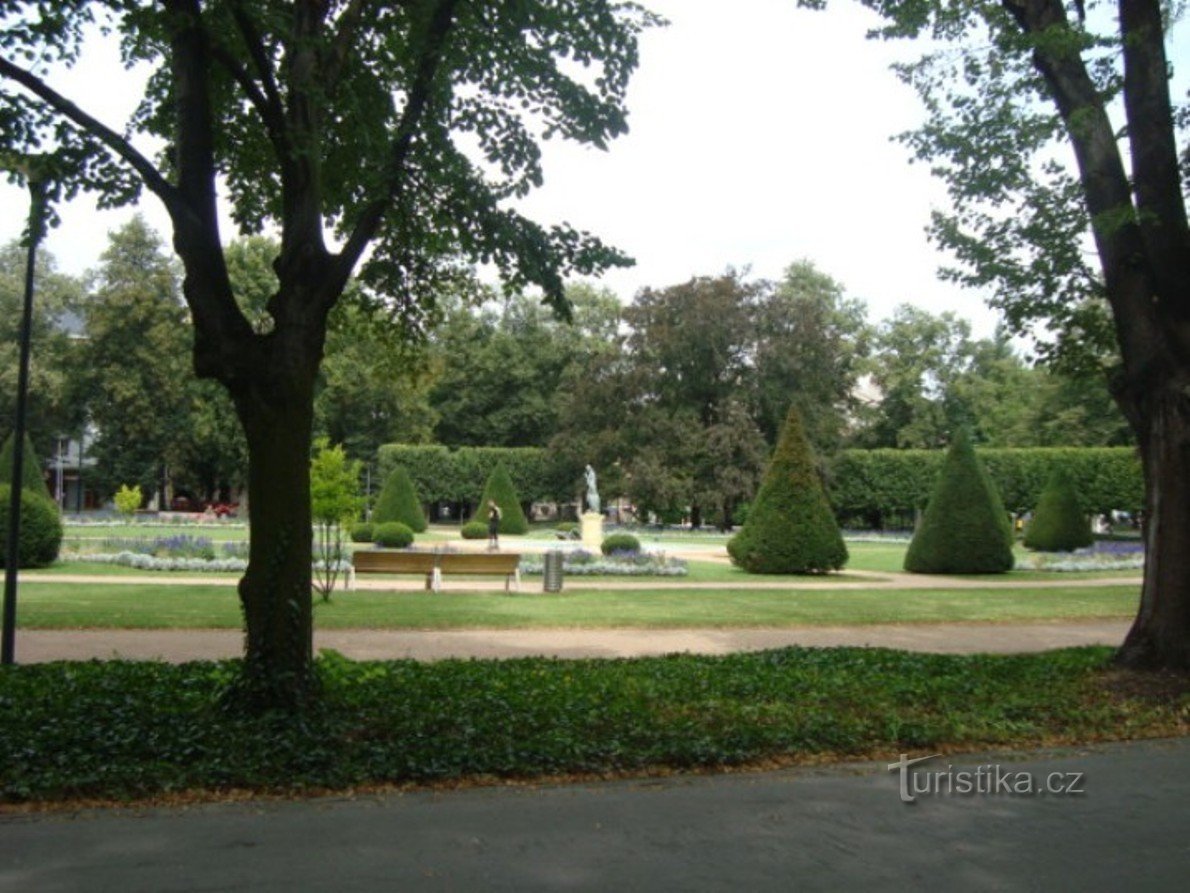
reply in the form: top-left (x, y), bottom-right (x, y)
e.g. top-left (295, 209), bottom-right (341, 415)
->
top-left (584, 464), bottom-right (600, 514)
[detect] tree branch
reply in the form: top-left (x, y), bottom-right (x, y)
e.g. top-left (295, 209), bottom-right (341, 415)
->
top-left (323, 0), bottom-right (379, 91)
top-left (332, 0), bottom-right (460, 292)
top-left (229, 0), bottom-right (286, 127)
top-left (208, 42), bottom-right (291, 160)
top-left (0, 55), bottom-right (183, 217)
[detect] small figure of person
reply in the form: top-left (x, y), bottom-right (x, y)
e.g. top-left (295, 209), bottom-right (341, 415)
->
top-left (487, 499), bottom-right (502, 550)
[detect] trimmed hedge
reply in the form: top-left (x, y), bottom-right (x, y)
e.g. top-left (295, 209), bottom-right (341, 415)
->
top-left (0, 433), bottom-right (53, 502)
top-left (601, 533), bottom-right (641, 555)
top-left (461, 521), bottom-right (488, 540)
top-left (728, 407), bottom-right (847, 574)
top-left (372, 466), bottom-right (427, 532)
top-left (0, 485), bottom-right (63, 568)
top-left (376, 445), bottom-right (570, 505)
top-left (470, 465), bottom-right (529, 534)
top-left (1024, 471), bottom-right (1094, 552)
top-left (904, 431), bottom-right (1015, 575)
top-left (349, 523), bottom-right (374, 543)
top-left (830, 447), bottom-right (1141, 522)
top-left (372, 522), bottom-right (414, 548)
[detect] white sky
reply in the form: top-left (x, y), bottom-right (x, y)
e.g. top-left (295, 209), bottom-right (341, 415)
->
top-left (0, 0), bottom-right (1088, 336)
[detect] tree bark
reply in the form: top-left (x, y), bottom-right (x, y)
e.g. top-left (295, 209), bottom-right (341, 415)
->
top-left (224, 333), bottom-right (321, 709)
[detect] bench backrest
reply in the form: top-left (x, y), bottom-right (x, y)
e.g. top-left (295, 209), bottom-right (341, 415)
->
top-left (352, 551), bottom-right (439, 573)
top-left (438, 553), bottom-right (521, 573)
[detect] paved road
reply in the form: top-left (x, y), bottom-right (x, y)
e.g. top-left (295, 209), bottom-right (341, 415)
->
top-left (15, 619), bottom-right (1133, 663)
top-left (2, 738), bottom-right (1186, 892)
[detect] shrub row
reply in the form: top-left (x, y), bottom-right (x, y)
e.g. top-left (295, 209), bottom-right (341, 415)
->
top-left (829, 447), bottom-right (1141, 519)
top-left (376, 445), bottom-right (572, 505)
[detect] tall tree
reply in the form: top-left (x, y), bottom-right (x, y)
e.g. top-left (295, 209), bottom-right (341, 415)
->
top-left (75, 217), bottom-right (193, 504)
top-left (1, 1), bottom-right (655, 705)
top-left (754, 260), bottom-right (871, 453)
top-left (857, 0), bottom-right (1189, 667)
top-left (0, 242), bottom-right (84, 460)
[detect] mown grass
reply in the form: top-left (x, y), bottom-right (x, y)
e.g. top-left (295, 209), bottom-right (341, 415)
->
top-left (15, 580), bottom-right (1140, 629)
top-left (0, 647), bottom-right (1185, 804)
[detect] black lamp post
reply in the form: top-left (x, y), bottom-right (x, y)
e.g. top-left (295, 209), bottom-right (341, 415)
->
top-left (2, 162), bottom-right (50, 665)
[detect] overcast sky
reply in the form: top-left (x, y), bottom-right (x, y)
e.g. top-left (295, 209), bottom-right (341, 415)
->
top-left (1, 0), bottom-right (1143, 337)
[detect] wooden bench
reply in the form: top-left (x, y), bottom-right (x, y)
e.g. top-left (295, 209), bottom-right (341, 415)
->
top-left (350, 550), bottom-right (521, 592)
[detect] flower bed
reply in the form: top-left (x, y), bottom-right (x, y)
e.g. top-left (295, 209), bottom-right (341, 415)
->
top-left (1026, 539), bottom-right (1144, 572)
top-left (519, 549), bottom-right (688, 577)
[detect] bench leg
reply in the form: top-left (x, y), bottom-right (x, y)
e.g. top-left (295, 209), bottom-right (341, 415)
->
top-left (431, 567), bottom-right (443, 593)
top-left (506, 569), bottom-right (521, 593)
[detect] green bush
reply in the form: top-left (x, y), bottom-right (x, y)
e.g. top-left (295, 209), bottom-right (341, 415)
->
top-left (0, 432), bottom-right (53, 502)
top-left (904, 431), bottom-right (1015, 574)
top-left (371, 466), bottom-right (427, 532)
top-left (349, 522), bottom-right (374, 543)
top-left (470, 464), bottom-right (529, 534)
top-left (728, 407), bottom-right (847, 574)
top-left (555, 522), bottom-right (577, 534)
top-left (601, 533), bottom-right (641, 555)
top-left (372, 522), bottom-right (414, 548)
top-left (0, 485), bottom-right (63, 568)
top-left (1024, 471), bottom-right (1094, 552)
top-left (461, 521), bottom-right (488, 540)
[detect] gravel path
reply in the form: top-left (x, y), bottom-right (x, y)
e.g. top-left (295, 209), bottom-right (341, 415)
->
top-left (15, 619), bottom-right (1132, 663)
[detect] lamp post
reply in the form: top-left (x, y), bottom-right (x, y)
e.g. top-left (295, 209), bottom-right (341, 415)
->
top-left (2, 160), bottom-right (50, 665)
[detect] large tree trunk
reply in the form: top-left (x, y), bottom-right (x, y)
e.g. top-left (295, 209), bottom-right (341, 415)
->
top-left (1117, 376), bottom-right (1190, 670)
top-left (225, 349), bottom-right (319, 709)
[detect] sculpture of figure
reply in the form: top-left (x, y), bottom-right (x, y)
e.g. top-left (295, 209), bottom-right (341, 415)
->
top-left (584, 464), bottom-right (600, 514)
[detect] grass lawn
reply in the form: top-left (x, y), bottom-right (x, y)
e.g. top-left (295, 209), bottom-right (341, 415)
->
top-left (64, 523), bottom-right (251, 541)
top-left (15, 579), bottom-right (1139, 629)
top-left (1, 647), bottom-right (1185, 804)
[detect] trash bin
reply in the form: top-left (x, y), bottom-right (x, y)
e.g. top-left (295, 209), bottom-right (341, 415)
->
top-left (543, 550), bottom-right (564, 592)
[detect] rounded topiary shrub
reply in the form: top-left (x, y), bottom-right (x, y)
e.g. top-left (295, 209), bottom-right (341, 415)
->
top-left (727, 407), bottom-right (847, 574)
top-left (1024, 470), bottom-right (1093, 552)
top-left (349, 522), bottom-right (374, 543)
top-left (469, 464), bottom-right (529, 535)
top-left (372, 521), bottom-right (414, 548)
top-left (461, 521), bottom-right (488, 540)
top-left (904, 430), bottom-right (1015, 574)
top-left (601, 533), bottom-right (641, 555)
top-left (371, 466), bottom-right (427, 533)
top-left (0, 485), bottom-right (63, 568)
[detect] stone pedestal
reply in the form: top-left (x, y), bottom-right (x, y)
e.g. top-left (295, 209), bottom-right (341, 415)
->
top-left (580, 511), bottom-right (604, 550)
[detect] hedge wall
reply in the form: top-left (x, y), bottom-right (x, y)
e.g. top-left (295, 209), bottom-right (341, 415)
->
top-left (375, 445), bottom-right (570, 505)
top-left (829, 447), bottom-right (1142, 521)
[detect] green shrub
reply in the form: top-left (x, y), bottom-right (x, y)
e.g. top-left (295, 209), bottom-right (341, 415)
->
top-left (555, 522), bottom-right (577, 534)
top-left (461, 521), bottom-right (488, 540)
top-left (469, 464), bottom-right (528, 534)
top-left (727, 407), bottom-right (847, 574)
top-left (371, 466), bottom-right (427, 532)
top-left (904, 430), bottom-right (1015, 574)
top-left (1024, 471), bottom-right (1094, 552)
top-left (113, 484), bottom-right (142, 518)
top-left (349, 522), bottom-right (374, 543)
top-left (372, 522), bottom-right (414, 548)
top-left (0, 485), bottom-right (63, 568)
top-left (0, 432), bottom-right (53, 501)
top-left (601, 533), bottom-right (641, 555)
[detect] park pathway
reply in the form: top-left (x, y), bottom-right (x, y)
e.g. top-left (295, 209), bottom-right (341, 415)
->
top-left (16, 619), bottom-right (1132, 663)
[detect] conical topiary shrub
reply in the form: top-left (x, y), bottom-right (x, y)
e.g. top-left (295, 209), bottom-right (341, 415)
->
top-left (0, 432), bottom-right (53, 502)
top-left (470, 464), bottom-right (528, 535)
top-left (0, 484), bottom-right (63, 567)
top-left (1023, 470), bottom-right (1093, 552)
top-left (727, 407), bottom-right (847, 574)
top-left (904, 430), bottom-right (1014, 574)
top-left (372, 466), bottom-right (427, 533)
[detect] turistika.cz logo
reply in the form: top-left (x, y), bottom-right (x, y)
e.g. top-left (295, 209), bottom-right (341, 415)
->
top-left (887, 754), bottom-right (1086, 803)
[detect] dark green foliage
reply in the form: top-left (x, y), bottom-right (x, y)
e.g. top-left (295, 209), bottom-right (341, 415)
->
top-left (371, 466), bottom-right (427, 532)
top-left (470, 465), bottom-right (528, 534)
top-left (601, 533), bottom-right (641, 555)
top-left (0, 432), bottom-right (53, 502)
top-left (372, 522), bottom-right (414, 549)
top-left (1024, 471), bottom-right (1094, 552)
top-left (0, 484), bottom-right (62, 568)
top-left (2, 647), bottom-right (1179, 804)
top-left (376, 444), bottom-right (569, 505)
top-left (727, 408), bottom-right (847, 574)
top-left (461, 521), bottom-right (488, 540)
top-left (904, 431), bottom-right (1015, 574)
top-left (349, 523), bottom-right (374, 544)
top-left (830, 446), bottom-right (1142, 525)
